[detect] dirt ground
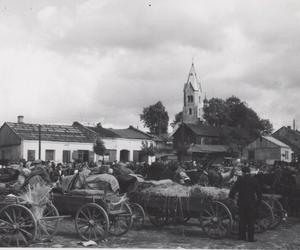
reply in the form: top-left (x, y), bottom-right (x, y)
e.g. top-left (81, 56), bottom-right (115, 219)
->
top-left (29, 216), bottom-right (300, 249)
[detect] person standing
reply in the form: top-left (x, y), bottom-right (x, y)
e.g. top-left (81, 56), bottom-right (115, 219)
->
top-left (229, 166), bottom-right (262, 242)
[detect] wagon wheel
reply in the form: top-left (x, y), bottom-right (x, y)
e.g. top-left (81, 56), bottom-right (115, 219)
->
top-left (38, 202), bottom-right (60, 240)
top-left (109, 202), bottom-right (133, 236)
top-left (0, 204), bottom-right (37, 247)
top-left (148, 214), bottom-right (167, 227)
top-left (264, 198), bottom-right (285, 229)
top-left (199, 200), bottom-right (232, 239)
top-left (255, 200), bottom-right (274, 233)
top-left (75, 203), bottom-right (109, 241)
top-left (129, 203), bottom-right (145, 230)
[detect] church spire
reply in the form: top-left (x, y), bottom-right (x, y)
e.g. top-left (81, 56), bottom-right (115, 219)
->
top-left (183, 63), bottom-right (204, 124)
top-left (186, 63), bottom-right (202, 92)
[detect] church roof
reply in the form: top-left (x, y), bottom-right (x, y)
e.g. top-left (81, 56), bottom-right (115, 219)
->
top-left (185, 63), bottom-right (202, 92)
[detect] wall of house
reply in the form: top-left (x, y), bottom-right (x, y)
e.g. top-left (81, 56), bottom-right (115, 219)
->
top-left (103, 138), bottom-right (154, 162)
top-left (0, 124), bottom-right (21, 147)
top-left (22, 140), bottom-right (95, 162)
top-left (280, 147), bottom-right (293, 162)
top-left (244, 137), bottom-right (293, 163)
top-left (0, 144), bottom-right (21, 162)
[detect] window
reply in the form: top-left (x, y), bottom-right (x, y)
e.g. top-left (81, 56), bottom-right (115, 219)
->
top-left (63, 150), bottom-right (71, 163)
top-left (187, 95), bottom-right (194, 103)
top-left (45, 150), bottom-right (55, 161)
top-left (189, 108), bottom-right (192, 115)
top-left (78, 150), bottom-right (89, 162)
top-left (27, 150), bottom-right (35, 161)
top-left (285, 151), bottom-right (289, 160)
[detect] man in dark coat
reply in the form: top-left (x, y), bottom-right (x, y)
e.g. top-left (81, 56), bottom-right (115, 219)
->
top-left (229, 166), bottom-right (262, 242)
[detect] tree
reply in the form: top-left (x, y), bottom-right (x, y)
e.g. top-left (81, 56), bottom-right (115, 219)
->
top-left (140, 141), bottom-right (155, 157)
top-left (140, 101), bottom-right (169, 135)
top-left (171, 111), bottom-right (183, 128)
top-left (203, 95), bottom-right (274, 154)
top-left (93, 138), bottom-right (106, 162)
top-left (260, 119), bottom-right (273, 135)
top-left (203, 98), bottom-right (230, 126)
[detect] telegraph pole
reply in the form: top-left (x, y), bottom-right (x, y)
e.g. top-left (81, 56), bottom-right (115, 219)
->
top-left (38, 124), bottom-right (41, 160)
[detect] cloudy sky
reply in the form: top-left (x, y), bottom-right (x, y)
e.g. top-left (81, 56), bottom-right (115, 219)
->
top-left (0, 0), bottom-right (299, 131)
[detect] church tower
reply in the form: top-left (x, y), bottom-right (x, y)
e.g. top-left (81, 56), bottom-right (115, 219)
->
top-left (182, 63), bottom-right (203, 124)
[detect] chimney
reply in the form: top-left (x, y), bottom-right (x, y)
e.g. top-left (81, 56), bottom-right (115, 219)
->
top-left (293, 119), bottom-right (296, 130)
top-left (17, 115), bottom-right (24, 123)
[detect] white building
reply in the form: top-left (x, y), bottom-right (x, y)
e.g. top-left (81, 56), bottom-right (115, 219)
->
top-left (0, 116), bottom-right (155, 164)
top-left (0, 116), bottom-right (95, 163)
top-left (74, 122), bottom-right (155, 163)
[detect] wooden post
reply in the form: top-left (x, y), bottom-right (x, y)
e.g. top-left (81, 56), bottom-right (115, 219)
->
top-left (38, 124), bottom-right (41, 160)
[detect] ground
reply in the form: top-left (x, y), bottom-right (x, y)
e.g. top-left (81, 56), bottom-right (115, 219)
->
top-left (30, 216), bottom-right (300, 249)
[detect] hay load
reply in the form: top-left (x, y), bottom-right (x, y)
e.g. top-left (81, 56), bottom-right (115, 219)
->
top-left (139, 181), bottom-right (230, 200)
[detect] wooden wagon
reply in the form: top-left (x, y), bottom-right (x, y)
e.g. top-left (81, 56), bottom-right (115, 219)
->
top-left (0, 190), bottom-right (61, 247)
top-left (130, 192), bottom-right (233, 239)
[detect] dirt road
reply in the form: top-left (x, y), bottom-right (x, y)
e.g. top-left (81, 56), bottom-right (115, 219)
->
top-left (30, 217), bottom-right (300, 249)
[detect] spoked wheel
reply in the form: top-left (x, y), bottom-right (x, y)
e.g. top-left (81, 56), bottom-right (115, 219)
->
top-left (255, 200), bottom-right (274, 233)
top-left (38, 202), bottom-right (60, 240)
top-left (75, 203), bottom-right (109, 241)
top-left (129, 203), bottom-right (145, 230)
top-left (264, 198), bottom-right (285, 229)
top-left (0, 204), bottom-right (37, 247)
top-left (109, 203), bottom-right (133, 236)
top-left (199, 200), bottom-right (233, 239)
top-left (148, 214), bottom-right (167, 227)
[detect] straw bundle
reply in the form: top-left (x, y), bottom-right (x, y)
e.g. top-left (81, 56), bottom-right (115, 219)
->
top-left (18, 183), bottom-right (52, 220)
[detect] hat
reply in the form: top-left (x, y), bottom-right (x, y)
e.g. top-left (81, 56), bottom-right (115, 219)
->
top-left (32, 159), bottom-right (42, 165)
top-left (242, 166), bottom-right (251, 173)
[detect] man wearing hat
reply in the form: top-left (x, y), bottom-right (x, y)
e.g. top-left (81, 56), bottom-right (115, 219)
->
top-left (229, 166), bottom-right (262, 242)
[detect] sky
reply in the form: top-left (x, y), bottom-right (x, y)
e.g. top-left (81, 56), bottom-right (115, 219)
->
top-left (0, 0), bottom-right (300, 131)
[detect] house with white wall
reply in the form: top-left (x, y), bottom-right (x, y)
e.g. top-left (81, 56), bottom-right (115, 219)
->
top-left (74, 122), bottom-right (155, 163)
top-left (0, 116), bottom-right (156, 164)
top-left (0, 116), bottom-right (95, 163)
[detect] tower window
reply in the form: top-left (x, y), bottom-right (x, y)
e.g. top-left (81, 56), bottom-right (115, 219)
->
top-left (189, 108), bottom-right (192, 115)
top-left (188, 95), bottom-right (194, 103)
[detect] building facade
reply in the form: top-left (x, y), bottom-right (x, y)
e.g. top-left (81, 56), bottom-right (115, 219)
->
top-left (244, 136), bottom-right (293, 164)
top-left (0, 117), bottom-right (155, 164)
top-left (272, 126), bottom-right (300, 162)
top-left (0, 118), bottom-right (95, 163)
top-left (74, 122), bottom-right (155, 163)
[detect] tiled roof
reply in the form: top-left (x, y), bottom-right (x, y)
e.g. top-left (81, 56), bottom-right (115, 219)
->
top-left (185, 123), bottom-right (221, 137)
top-left (109, 126), bottom-right (152, 140)
top-left (6, 122), bottom-right (93, 143)
top-left (87, 126), bottom-right (118, 138)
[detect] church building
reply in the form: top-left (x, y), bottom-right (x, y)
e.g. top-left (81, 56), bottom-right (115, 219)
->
top-left (172, 64), bottom-right (228, 161)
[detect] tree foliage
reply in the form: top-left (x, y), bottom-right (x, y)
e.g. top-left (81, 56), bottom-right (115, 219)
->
top-left (93, 138), bottom-right (106, 157)
top-left (171, 111), bottom-right (183, 128)
top-left (140, 101), bottom-right (169, 135)
top-left (203, 95), bottom-right (274, 154)
top-left (140, 141), bottom-right (155, 156)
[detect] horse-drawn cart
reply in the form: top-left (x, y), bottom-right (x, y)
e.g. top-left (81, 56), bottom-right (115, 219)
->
top-left (131, 191), bottom-right (233, 239)
top-left (130, 183), bottom-right (284, 239)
